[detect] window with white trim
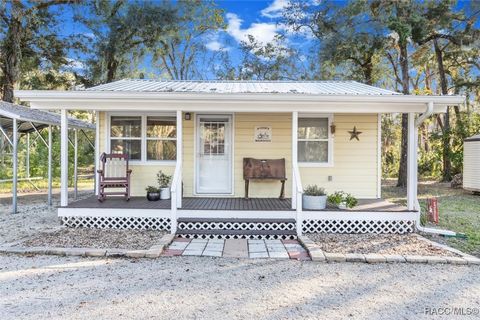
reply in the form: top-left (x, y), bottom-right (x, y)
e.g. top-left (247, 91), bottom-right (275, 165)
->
top-left (298, 117), bottom-right (331, 164)
top-left (146, 116), bottom-right (177, 160)
top-left (110, 116), bottom-right (142, 160)
top-left (109, 115), bottom-right (176, 161)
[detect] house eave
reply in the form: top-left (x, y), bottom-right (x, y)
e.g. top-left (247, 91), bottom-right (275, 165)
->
top-left (14, 90), bottom-right (464, 113)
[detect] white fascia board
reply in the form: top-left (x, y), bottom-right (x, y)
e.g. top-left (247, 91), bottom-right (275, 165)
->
top-left (15, 90), bottom-right (464, 113)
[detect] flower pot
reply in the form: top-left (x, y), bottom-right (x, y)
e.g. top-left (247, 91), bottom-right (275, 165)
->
top-left (146, 192), bottom-right (160, 201)
top-left (338, 202), bottom-right (347, 210)
top-left (160, 187), bottom-right (171, 200)
top-left (302, 195), bottom-right (327, 210)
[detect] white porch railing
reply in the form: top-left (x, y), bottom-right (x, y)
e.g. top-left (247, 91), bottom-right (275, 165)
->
top-left (292, 163), bottom-right (303, 236)
top-left (170, 162), bottom-right (182, 234)
top-left (170, 110), bottom-right (183, 234)
top-left (291, 111), bottom-right (303, 236)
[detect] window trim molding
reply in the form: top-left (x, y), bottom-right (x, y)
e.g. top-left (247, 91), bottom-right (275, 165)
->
top-left (297, 113), bottom-right (334, 168)
top-left (106, 111), bottom-right (177, 165)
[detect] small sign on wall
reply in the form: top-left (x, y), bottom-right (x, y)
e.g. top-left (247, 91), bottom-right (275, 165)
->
top-left (254, 126), bottom-right (272, 142)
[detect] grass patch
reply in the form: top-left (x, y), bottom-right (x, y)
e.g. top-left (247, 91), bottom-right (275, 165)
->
top-left (0, 178), bottom-right (94, 194)
top-left (383, 180), bottom-right (480, 257)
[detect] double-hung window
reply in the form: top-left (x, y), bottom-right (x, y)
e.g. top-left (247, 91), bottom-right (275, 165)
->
top-left (146, 116), bottom-right (177, 161)
top-left (109, 115), bottom-right (177, 162)
top-left (297, 116), bottom-right (332, 165)
top-left (110, 116), bottom-right (142, 160)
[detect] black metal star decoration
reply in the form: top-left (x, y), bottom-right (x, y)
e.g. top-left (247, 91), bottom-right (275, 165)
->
top-left (348, 126), bottom-right (362, 141)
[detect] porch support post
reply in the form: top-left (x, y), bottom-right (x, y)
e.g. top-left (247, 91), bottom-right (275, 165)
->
top-left (407, 112), bottom-right (417, 211)
top-left (73, 128), bottom-right (78, 200)
top-left (176, 110), bottom-right (182, 208)
top-left (291, 111), bottom-right (298, 210)
top-left (377, 113), bottom-right (382, 199)
top-left (94, 111), bottom-right (99, 195)
top-left (12, 118), bottom-right (18, 214)
top-left (47, 125), bottom-right (53, 206)
top-left (26, 133), bottom-right (30, 179)
top-left (60, 109), bottom-right (69, 207)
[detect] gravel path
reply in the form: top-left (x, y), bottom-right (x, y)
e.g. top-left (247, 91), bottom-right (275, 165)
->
top-left (308, 233), bottom-right (459, 256)
top-left (21, 228), bottom-right (166, 250)
top-left (0, 254), bottom-right (479, 320)
top-left (0, 191), bottom-right (92, 245)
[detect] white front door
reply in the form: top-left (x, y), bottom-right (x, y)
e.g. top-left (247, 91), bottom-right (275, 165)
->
top-left (195, 114), bottom-right (233, 194)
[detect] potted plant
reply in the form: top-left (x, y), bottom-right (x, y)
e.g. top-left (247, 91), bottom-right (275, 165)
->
top-left (344, 193), bottom-right (358, 209)
top-left (327, 191), bottom-right (345, 208)
top-left (157, 170), bottom-right (172, 200)
top-left (302, 185), bottom-right (327, 210)
top-left (145, 186), bottom-right (160, 201)
top-left (327, 191), bottom-right (358, 209)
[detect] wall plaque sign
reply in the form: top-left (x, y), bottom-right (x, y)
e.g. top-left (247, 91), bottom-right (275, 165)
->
top-left (254, 126), bottom-right (272, 142)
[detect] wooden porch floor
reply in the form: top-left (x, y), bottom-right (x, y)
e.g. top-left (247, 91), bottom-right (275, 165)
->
top-left (65, 196), bottom-right (410, 212)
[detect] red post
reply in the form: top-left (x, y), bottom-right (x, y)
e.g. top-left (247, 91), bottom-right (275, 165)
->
top-left (427, 198), bottom-right (439, 224)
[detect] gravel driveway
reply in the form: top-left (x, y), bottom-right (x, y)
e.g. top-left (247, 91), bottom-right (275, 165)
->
top-left (1, 254), bottom-right (479, 320)
top-left (0, 190), bottom-right (92, 245)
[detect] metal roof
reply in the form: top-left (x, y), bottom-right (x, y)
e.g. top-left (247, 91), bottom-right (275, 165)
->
top-left (465, 134), bottom-right (480, 142)
top-left (0, 101), bottom-right (95, 133)
top-left (85, 79), bottom-right (401, 96)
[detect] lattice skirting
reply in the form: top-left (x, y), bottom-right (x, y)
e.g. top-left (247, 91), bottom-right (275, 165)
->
top-left (61, 216), bottom-right (171, 231)
top-left (177, 234), bottom-right (297, 240)
top-left (177, 221), bottom-right (296, 232)
top-left (302, 219), bottom-right (416, 234)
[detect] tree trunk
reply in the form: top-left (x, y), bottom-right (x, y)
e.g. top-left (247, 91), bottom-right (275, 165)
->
top-left (2, 12), bottom-right (22, 103)
top-left (106, 59), bottom-right (118, 83)
top-left (397, 43), bottom-right (410, 187)
top-left (106, 48), bottom-right (119, 83)
top-left (363, 58), bottom-right (373, 85)
top-left (433, 38), bottom-right (452, 182)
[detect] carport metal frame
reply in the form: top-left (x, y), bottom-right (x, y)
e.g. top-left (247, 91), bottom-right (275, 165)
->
top-left (0, 102), bottom-right (94, 213)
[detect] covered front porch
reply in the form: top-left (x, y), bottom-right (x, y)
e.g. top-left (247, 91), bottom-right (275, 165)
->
top-left (59, 195), bottom-right (418, 238)
top-left (15, 80), bottom-right (465, 238)
top-left (63, 195), bottom-right (410, 213)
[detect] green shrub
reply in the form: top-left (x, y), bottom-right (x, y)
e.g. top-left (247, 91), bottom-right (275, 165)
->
top-left (327, 191), bottom-right (358, 208)
top-left (327, 191), bottom-right (345, 206)
top-left (303, 185), bottom-right (326, 196)
top-left (157, 170), bottom-right (172, 188)
top-left (145, 186), bottom-right (160, 193)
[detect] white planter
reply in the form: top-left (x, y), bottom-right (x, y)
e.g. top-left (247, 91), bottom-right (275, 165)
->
top-left (302, 195), bottom-right (327, 210)
top-left (338, 202), bottom-right (347, 210)
top-left (160, 187), bottom-right (171, 200)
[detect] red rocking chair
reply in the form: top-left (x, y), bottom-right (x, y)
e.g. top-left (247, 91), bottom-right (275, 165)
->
top-left (97, 153), bottom-right (132, 202)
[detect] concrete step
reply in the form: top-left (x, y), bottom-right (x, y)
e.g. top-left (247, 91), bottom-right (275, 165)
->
top-left (177, 218), bottom-right (296, 224)
top-left (176, 218), bottom-right (297, 239)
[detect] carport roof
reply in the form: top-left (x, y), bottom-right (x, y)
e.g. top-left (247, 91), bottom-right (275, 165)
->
top-left (0, 101), bottom-right (94, 133)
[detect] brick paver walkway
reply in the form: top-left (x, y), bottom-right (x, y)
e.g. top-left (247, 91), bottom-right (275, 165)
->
top-left (163, 238), bottom-right (310, 260)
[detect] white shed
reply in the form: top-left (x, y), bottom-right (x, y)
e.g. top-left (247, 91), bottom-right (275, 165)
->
top-left (463, 134), bottom-right (480, 193)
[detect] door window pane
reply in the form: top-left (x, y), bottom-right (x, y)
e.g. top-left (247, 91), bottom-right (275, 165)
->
top-left (201, 122), bottom-right (225, 155)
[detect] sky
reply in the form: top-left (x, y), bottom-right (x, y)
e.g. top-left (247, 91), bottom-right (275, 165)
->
top-left (57, 0), bottom-right (478, 81)
top-left (59, 0), bottom-right (314, 79)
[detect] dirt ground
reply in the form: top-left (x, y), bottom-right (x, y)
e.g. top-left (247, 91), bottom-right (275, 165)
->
top-left (20, 228), bottom-right (166, 250)
top-left (0, 254), bottom-right (479, 320)
top-left (0, 190), bottom-right (479, 319)
top-left (0, 190), bottom-right (92, 245)
top-left (308, 233), bottom-right (459, 256)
